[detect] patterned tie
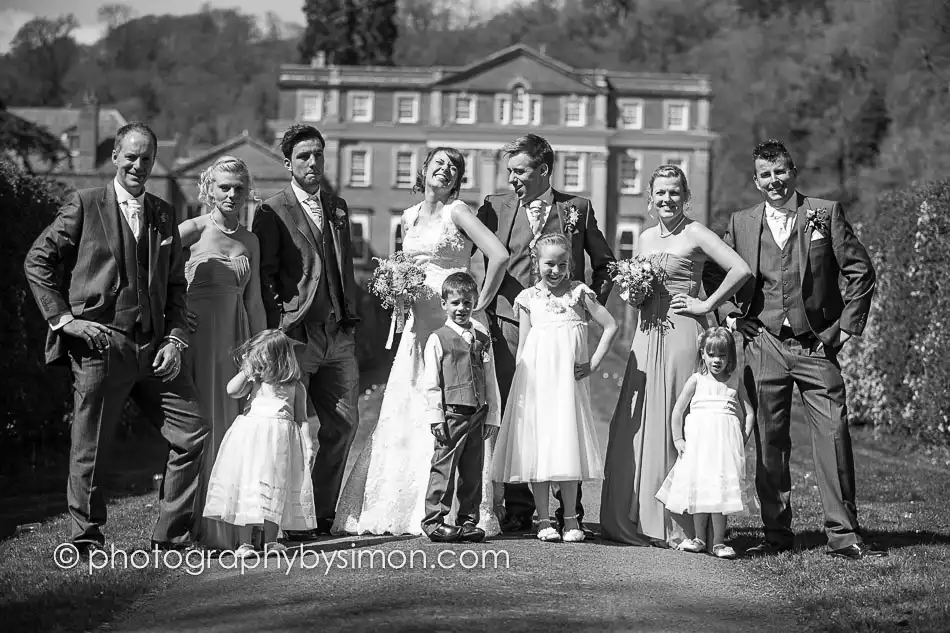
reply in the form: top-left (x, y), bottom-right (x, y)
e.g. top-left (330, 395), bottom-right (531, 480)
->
top-left (125, 199), bottom-right (143, 240)
top-left (768, 207), bottom-right (794, 249)
top-left (304, 196), bottom-right (323, 228)
top-left (527, 199), bottom-right (545, 235)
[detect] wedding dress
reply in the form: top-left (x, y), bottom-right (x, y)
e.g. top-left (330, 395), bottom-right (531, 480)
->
top-left (333, 200), bottom-right (502, 536)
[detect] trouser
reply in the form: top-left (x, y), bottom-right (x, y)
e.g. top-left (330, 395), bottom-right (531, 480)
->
top-left (745, 325), bottom-right (860, 550)
top-left (67, 328), bottom-right (208, 545)
top-left (421, 405), bottom-right (485, 534)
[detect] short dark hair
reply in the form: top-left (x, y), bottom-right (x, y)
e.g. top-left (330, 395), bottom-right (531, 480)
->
top-left (413, 147), bottom-right (466, 199)
top-left (113, 122), bottom-right (157, 156)
top-left (502, 133), bottom-right (554, 172)
top-left (279, 124), bottom-right (326, 160)
top-left (752, 138), bottom-right (796, 172)
top-left (441, 271), bottom-right (478, 300)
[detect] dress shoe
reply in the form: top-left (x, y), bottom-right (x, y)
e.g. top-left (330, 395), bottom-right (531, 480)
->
top-left (74, 542), bottom-right (104, 559)
top-left (744, 540), bottom-right (793, 557)
top-left (458, 523), bottom-right (486, 543)
top-left (828, 543), bottom-right (887, 560)
top-left (282, 529), bottom-right (318, 542)
top-left (150, 539), bottom-right (203, 553)
top-left (501, 516), bottom-right (533, 533)
top-left (427, 524), bottom-right (462, 543)
top-left (315, 518), bottom-right (334, 536)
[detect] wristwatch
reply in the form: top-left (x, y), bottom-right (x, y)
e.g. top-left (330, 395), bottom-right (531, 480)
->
top-left (164, 336), bottom-right (188, 354)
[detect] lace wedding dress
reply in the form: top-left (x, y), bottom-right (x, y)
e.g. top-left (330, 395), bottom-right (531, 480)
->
top-left (333, 200), bottom-right (502, 536)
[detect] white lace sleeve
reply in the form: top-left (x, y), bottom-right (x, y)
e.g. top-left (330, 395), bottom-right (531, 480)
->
top-left (512, 288), bottom-right (532, 315)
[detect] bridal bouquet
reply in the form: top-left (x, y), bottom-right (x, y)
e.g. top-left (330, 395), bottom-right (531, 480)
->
top-left (608, 255), bottom-right (660, 307)
top-left (369, 251), bottom-right (431, 347)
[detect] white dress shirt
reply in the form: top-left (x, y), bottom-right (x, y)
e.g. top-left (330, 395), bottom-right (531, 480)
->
top-left (422, 318), bottom-right (501, 428)
top-left (49, 178), bottom-right (147, 331)
top-left (764, 196), bottom-right (798, 250)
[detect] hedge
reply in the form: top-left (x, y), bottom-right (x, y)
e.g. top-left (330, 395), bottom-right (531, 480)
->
top-left (0, 158), bottom-right (74, 471)
top-left (840, 179), bottom-right (950, 446)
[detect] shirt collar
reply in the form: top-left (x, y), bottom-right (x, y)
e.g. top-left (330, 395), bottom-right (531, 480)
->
top-left (522, 186), bottom-right (554, 209)
top-left (765, 192), bottom-right (798, 215)
top-left (113, 177), bottom-right (145, 206)
top-left (291, 179), bottom-right (321, 207)
top-left (444, 319), bottom-right (473, 337)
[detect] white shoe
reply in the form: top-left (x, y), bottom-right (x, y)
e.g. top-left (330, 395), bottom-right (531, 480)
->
top-left (537, 523), bottom-right (561, 542)
top-left (676, 538), bottom-right (706, 553)
top-left (263, 542), bottom-right (287, 556)
top-left (562, 528), bottom-right (585, 543)
top-left (713, 544), bottom-right (736, 559)
top-left (234, 543), bottom-right (257, 559)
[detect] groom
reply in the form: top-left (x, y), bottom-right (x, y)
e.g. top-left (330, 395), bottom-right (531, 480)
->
top-left (253, 124), bottom-right (361, 537)
top-left (712, 138), bottom-right (884, 559)
top-left (477, 133), bottom-right (615, 533)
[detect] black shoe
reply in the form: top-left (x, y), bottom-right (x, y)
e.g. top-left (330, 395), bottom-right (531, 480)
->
top-left (427, 524), bottom-right (462, 543)
top-left (458, 523), bottom-right (486, 543)
top-left (744, 540), bottom-right (793, 557)
top-left (74, 541), bottom-right (104, 559)
top-left (282, 530), bottom-right (318, 542)
top-left (150, 539), bottom-right (203, 552)
top-left (828, 543), bottom-right (887, 560)
top-left (315, 518), bottom-right (334, 536)
top-left (501, 516), bottom-right (533, 533)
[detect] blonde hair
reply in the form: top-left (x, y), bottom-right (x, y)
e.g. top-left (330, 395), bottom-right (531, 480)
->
top-left (529, 232), bottom-right (574, 281)
top-left (648, 164), bottom-right (692, 202)
top-left (197, 155), bottom-right (259, 208)
top-left (697, 326), bottom-right (738, 376)
top-left (234, 329), bottom-right (301, 385)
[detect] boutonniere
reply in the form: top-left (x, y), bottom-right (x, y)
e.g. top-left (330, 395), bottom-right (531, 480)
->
top-left (331, 201), bottom-right (348, 231)
top-left (806, 207), bottom-right (831, 236)
top-left (563, 205), bottom-right (581, 235)
top-left (481, 350), bottom-right (491, 364)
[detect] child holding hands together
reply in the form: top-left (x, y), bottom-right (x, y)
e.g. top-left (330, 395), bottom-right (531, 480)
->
top-left (203, 329), bottom-right (317, 558)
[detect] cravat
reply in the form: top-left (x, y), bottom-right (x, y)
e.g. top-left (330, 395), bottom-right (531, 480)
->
top-left (527, 199), bottom-right (545, 235)
top-left (767, 207), bottom-right (793, 249)
top-left (304, 196), bottom-right (323, 228)
top-left (125, 199), bottom-right (143, 241)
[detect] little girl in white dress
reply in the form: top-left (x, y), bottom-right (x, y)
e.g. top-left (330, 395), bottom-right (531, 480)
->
top-left (203, 329), bottom-right (316, 558)
top-left (492, 233), bottom-right (617, 543)
top-left (655, 326), bottom-right (756, 559)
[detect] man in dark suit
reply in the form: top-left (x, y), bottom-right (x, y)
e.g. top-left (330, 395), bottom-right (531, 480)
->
top-left (24, 122), bottom-right (208, 555)
top-left (252, 124), bottom-right (361, 537)
top-left (711, 138), bottom-right (885, 559)
top-left (477, 133), bottom-right (615, 533)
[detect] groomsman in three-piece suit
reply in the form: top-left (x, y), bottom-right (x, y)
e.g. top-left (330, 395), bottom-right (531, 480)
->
top-left (253, 124), bottom-right (361, 537)
top-left (477, 133), bottom-right (615, 533)
top-left (24, 122), bottom-right (208, 555)
top-left (709, 138), bottom-right (886, 560)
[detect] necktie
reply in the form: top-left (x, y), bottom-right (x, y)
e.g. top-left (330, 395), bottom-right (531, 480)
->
top-left (304, 196), bottom-right (323, 228)
top-left (461, 329), bottom-right (474, 345)
top-left (768, 208), bottom-right (793, 249)
top-left (527, 199), bottom-right (545, 235)
top-left (125, 199), bottom-right (143, 240)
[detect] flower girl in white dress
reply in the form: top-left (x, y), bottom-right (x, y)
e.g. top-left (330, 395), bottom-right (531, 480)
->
top-left (203, 329), bottom-right (316, 558)
top-left (655, 326), bottom-right (756, 559)
top-left (491, 233), bottom-right (617, 543)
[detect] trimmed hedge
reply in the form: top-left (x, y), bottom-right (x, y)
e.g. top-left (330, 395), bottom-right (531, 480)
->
top-left (840, 179), bottom-right (950, 445)
top-left (0, 158), bottom-right (74, 470)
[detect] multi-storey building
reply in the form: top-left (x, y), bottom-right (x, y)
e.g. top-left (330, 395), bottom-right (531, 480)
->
top-left (268, 44), bottom-right (715, 268)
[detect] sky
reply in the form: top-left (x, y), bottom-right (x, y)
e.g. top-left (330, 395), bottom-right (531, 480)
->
top-left (0, 0), bottom-right (515, 53)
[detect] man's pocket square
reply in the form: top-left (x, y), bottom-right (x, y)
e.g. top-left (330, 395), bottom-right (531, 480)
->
top-left (810, 232), bottom-right (827, 243)
top-left (160, 236), bottom-right (174, 246)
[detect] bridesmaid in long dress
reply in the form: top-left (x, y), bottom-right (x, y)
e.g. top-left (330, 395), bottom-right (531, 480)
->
top-left (179, 155), bottom-right (267, 550)
top-left (600, 165), bottom-right (752, 548)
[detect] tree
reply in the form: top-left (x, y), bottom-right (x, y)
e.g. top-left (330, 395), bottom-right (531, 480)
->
top-left (357, 0), bottom-right (398, 65)
top-left (6, 16), bottom-right (80, 106)
top-left (299, 0), bottom-right (397, 65)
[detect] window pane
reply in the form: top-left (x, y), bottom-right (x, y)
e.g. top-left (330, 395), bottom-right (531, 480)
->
top-left (564, 156), bottom-right (580, 189)
top-left (667, 104), bottom-right (687, 129)
top-left (618, 230), bottom-right (636, 259)
top-left (621, 156), bottom-right (640, 192)
top-left (455, 96), bottom-right (472, 122)
top-left (351, 151), bottom-right (367, 185)
top-left (531, 97), bottom-right (541, 125)
top-left (302, 95), bottom-right (321, 121)
top-left (397, 97), bottom-right (414, 121)
top-left (621, 103), bottom-right (640, 128)
top-left (396, 152), bottom-right (414, 187)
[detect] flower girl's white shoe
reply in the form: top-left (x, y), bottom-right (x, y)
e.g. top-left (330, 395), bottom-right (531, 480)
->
top-left (536, 521), bottom-right (561, 542)
top-left (561, 515), bottom-right (585, 542)
top-left (676, 538), bottom-right (706, 553)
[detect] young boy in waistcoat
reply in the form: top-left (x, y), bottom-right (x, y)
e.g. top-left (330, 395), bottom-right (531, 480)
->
top-left (421, 272), bottom-right (500, 543)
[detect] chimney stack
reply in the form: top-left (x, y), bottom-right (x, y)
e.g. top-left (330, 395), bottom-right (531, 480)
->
top-left (77, 92), bottom-right (99, 173)
top-left (311, 51), bottom-right (326, 68)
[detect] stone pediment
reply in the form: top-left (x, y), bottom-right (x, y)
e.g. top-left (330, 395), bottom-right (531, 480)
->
top-left (433, 44), bottom-right (599, 95)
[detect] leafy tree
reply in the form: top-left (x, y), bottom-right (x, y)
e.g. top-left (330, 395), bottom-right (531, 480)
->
top-left (6, 16), bottom-right (80, 106)
top-left (299, 0), bottom-right (397, 65)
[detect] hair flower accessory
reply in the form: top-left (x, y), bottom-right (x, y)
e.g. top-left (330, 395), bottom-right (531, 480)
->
top-left (806, 207), bottom-right (830, 237)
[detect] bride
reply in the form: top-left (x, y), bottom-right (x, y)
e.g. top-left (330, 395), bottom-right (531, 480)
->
top-left (333, 147), bottom-right (510, 536)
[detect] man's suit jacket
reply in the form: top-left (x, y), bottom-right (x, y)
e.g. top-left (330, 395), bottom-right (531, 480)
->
top-left (710, 193), bottom-right (875, 347)
top-left (24, 183), bottom-right (189, 366)
top-left (252, 186), bottom-right (360, 332)
top-left (476, 189), bottom-right (615, 321)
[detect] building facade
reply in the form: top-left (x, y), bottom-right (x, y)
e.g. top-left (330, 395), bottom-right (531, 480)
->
top-left (268, 44), bottom-right (715, 266)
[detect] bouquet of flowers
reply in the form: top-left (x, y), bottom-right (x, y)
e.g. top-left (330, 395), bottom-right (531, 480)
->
top-left (369, 251), bottom-right (432, 347)
top-left (608, 255), bottom-right (659, 307)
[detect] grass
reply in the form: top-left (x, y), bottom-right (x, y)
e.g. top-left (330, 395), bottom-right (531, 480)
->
top-left (2, 343), bottom-right (949, 632)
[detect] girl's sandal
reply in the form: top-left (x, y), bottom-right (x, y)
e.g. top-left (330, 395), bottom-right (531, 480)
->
top-left (561, 514), bottom-right (585, 542)
top-left (537, 521), bottom-right (561, 542)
